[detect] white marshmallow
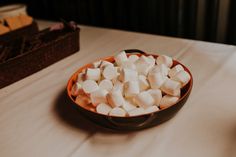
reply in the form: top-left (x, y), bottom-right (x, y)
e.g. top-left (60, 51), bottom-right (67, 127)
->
top-left (168, 64), bottom-right (184, 78)
top-left (114, 51), bottom-right (128, 66)
top-left (160, 95), bottom-right (179, 109)
top-left (128, 55), bottom-right (139, 63)
top-left (145, 106), bottom-right (159, 114)
top-left (100, 60), bottom-right (114, 69)
top-left (138, 75), bottom-right (150, 91)
top-left (82, 80), bottom-right (99, 93)
top-left (90, 89), bottom-right (108, 106)
top-left (112, 80), bottom-right (124, 93)
top-left (71, 82), bottom-right (82, 96)
top-left (119, 68), bottom-right (138, 83)
top-left (147, 89), bottom-right (162, 106)
top-left (147, 55), bottom-right (156, 65)
top-left (135, 56), bottom-right (155, 76)
top-left (86, 68), bottom-right (101, 81)
top-left (107, 91), bottom-right (126, 107)
top-left (102, 65), bottom-right (118, 80)
top-left (128, 108), bottom-right (146, 116)
top-left (122, 100), bottom-right (136, 112)
top-left (150, 64), bottom-right (170, 76)
top-left (156, 55), bottom-right (173, 67)
top-left (92, 60), bottom-right (102, 68)
top-left (171, 70), bottom-right (191, 87)
top-left (120, 60), bottom-right (136, 70)
top-left (148, 72), bottom-right (167, 89)
top-left (124, 81), bottom-right (140, 98)
top-left (96, 103), bottom-right (112, 115)
top-left (99, 79), bottom-right (113, 91)
top-left (161, 78), bottom-right (181, 97)
top-left (109, 107), bottom-right (127, 117)
top-left (134, 91), bottom-right (155, 109)
top-left (76, 72), bottom-right (85, 84)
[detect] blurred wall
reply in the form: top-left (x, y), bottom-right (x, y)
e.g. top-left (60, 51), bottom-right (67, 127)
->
top-left (1, 0), bottom-right (236, 45)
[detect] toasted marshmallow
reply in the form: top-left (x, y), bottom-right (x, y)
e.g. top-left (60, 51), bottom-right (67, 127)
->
top-left (82, 80), bottom-right (99, 93)
top-left (100, 60), bottom-right (114, 69)
top-left (99, 79), bottom-right (113, 91)
top-left (96, 103), bottom-right (112, 115)
top-left (90, 89), bottom-right (108, 106)
top-left (107, 91), bottom-right (126, 107)
top-left (124, 81), bottom-right (140, 98)
top-left (150, 64), bottom-right (170, 76)
top-left (134, 91), bottom-right (155, 109)
top-left (148, 72), bottom-right (167, 89)
top-left (138, 75), bottom-right (150, 91)
top-left (75, 94), bottom-right (91, 106)
top-left (112, 80), bottom-right (124, 93)
top-left (71, 82), bottom-right (82, 96)
top-left (109, 107), bottom-right (127, 117)
top-left (147, 89), bottom-right (162, 106)
top-left (76, 72), bottom-right (85, 84)
top-left (161, 78), bottom-right (181, 97)
top-left (156, 55), bottom-right (173, 67)
top-left (168, 64), bottom-right (184, 78)
top-left (86, 68), bottom-right (101, 81)
top-left (160, 95), bottom-right (179, 109)
top-left (92, 60), bottom-right (102, 68)
top-left (128, 108), bottom-right (145, 116)
top-left (171, 70), bottom-right (191, 87)
top-left (135, 56), bottom-right (155, 76)
top-left (102, 65), bottom-right (118, 80)
top-left (119, 68), bottom-right (138, 83)
top-left (128, 55), bottom-right (139, 63)
top-left (114, 51), bottom-right (128, 66)
top-left (120, 60), bottom-right (136, 70)
top-left (145, 106), bottom-right (159, 114)
top-left (122, 100), bottom-right (136, 112)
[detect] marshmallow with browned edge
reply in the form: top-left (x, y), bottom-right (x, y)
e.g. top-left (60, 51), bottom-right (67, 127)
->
top-left (168, 64), bottom-right (184, 78)
top-left (128, 107), bottom-right (145, 116)
top-left (109, 107), bottom-right (127, 116)
top-left (76, 72), bottom-right (85, 84)
top-left (96, 103), bottom-right (112, 115)
top-left (138, 75), bottom-right (150, 91)
top-left (124, 81), bottom-right (140, 98)
top-left (107, 91), bottom-right (126, 107)
top-left (119, 68), bottom-right (138, 82)
top-left (92, 60), bottom-right (102, 68)
top-left (102, 65), bottom-right (118, 80)
top-left (145, 106), bottom-right (159, 114)
top-left (86, 68), bottom-right (101, 81)
top-left (148, 72), bottom-right (167, 89)
top-left (171, 70), bottom-right (191, 87)
top-left (135, 55), bottom-right (155, 76)
top-left (82, 80), bottom-right (99, 93)
top-left (160, 95), bottom-right (179, 109)
top-left (114, 51), bottom-right (128, 66)
top-left (134, 91), bottom-right (155, 109)
top-left (90, 89), bottom-right (108, 106)
top-left (71, 82), bottom-right (82, 96)
top-left (148, 89), bottom-right (162, 106)
top-left (161, 78), bottom-right (181, 97)
top-left (99, 79), bottom-right (113, 91)
top-left (156, 55), bottom-right (173, 68)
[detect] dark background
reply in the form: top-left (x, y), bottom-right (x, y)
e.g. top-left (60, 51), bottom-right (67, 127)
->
top-left (1, 0), bottom-right (236, 45)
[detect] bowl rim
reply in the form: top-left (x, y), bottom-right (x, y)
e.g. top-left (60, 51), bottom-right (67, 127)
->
top-left (67, 52), bottom-right (193, 118)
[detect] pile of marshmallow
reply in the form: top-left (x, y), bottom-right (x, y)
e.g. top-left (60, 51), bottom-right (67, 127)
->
top-left (71, 51), bottom-right (191, 117)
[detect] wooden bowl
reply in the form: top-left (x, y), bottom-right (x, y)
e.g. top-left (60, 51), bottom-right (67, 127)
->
top-left (67, 49), bottom-right (193, 131)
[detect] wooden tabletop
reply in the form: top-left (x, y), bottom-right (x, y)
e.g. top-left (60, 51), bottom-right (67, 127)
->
top-left (1, 20), bottom-right (236, 157)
